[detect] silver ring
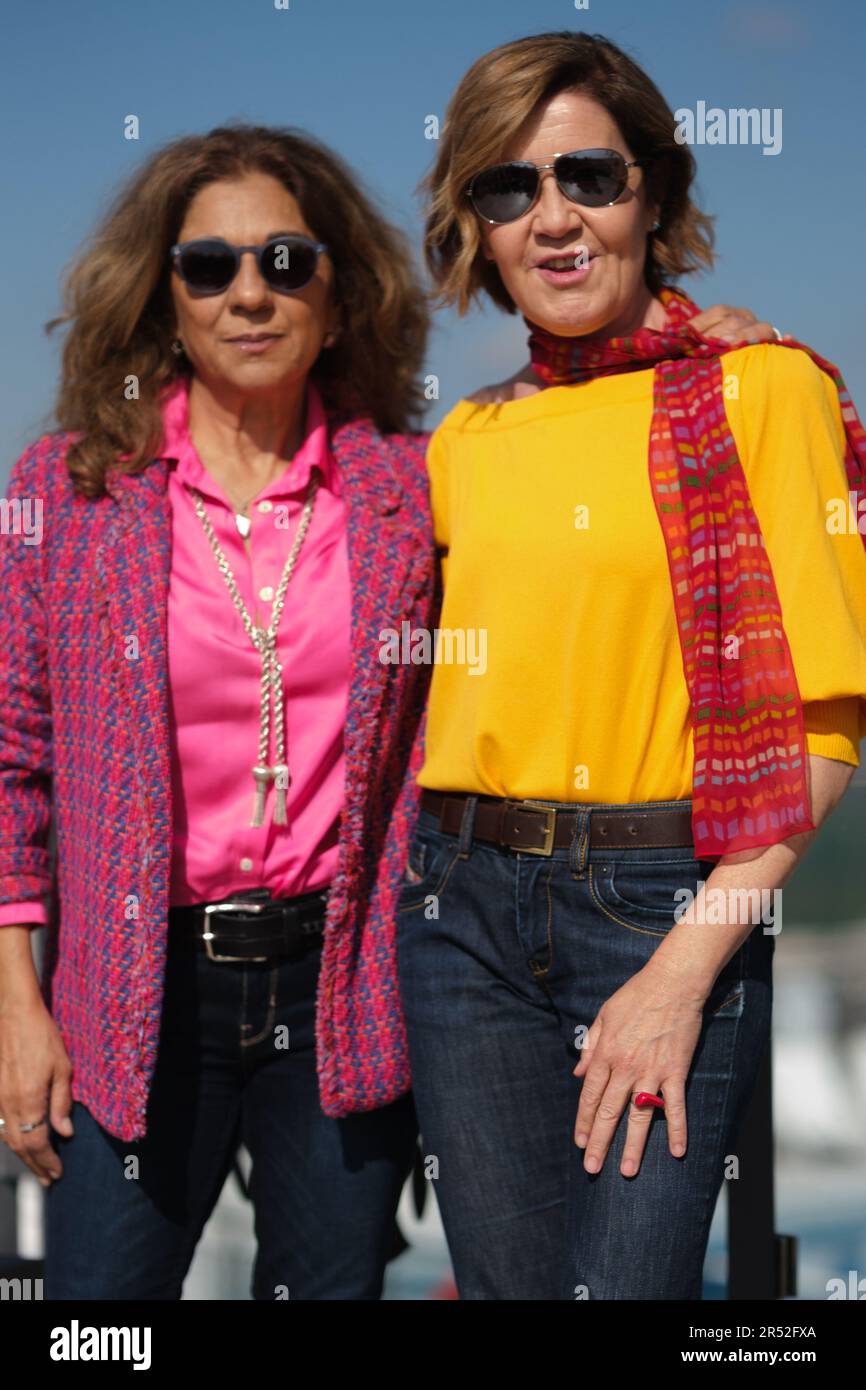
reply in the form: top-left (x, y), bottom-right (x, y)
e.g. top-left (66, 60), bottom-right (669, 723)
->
top-left (18, 1115), bottom-right (48, 1134)
top-left (771, 325), bottom-right (784, 342)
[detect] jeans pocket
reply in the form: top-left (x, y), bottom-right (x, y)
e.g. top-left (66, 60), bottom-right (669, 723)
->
top-left (397, 828), bottom-right (461, 913)
top-left (588, 855), bottom-right (713, 937)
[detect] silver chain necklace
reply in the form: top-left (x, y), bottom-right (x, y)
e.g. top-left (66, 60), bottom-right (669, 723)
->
top-left (189, 467), bottom-right (321, 827)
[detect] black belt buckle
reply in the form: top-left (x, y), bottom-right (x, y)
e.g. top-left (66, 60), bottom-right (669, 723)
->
top-left (202, 889), bottom-right (274, 962)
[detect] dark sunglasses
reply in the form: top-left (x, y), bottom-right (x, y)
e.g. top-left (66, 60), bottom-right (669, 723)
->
top-left (466, 148), bottom-right (648, 224)
top-left (170, 234), bottom-right (328, 295)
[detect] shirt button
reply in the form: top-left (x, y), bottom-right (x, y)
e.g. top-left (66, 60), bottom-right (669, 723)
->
top-left (239, 857), bottom-right (253, 872)
top-left (257, 500), bottom-right (273, 513)
top-left (259, 585), bottom-right (274, 602)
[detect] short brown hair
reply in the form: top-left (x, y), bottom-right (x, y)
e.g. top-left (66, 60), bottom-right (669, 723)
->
top-left (47, 123), bottom-right (430, 499)
top-left (420, 31), bottom-right (715, 315)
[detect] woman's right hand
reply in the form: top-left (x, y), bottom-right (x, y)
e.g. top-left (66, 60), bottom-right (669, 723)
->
top-left (0, 995), bottom-right (73, 1186)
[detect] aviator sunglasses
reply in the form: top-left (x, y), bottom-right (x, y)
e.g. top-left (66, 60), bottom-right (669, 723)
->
top-left (466, 148), bottom-right (648, 224)
top-left (170, 234), bottom-right (329, 295)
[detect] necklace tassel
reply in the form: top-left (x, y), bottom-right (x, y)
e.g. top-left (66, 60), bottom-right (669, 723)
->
top-left (251, 764), bottom-right (272, 829)
top-left (273, 764), bottom-right (290, 825)
top-left (190, 470), bottom-right (320, 837)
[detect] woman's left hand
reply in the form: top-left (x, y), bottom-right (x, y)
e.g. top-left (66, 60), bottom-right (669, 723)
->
top-left (572, 965), bottom-right (709, 1177)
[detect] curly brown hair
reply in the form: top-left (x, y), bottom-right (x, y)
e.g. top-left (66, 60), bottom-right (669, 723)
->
top-left (46, 123), bottom-right (430, 498)
top-left (420, 31), bottom-right (716, 315)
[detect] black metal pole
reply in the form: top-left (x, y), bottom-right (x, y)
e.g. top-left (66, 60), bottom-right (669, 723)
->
top-left (727, 1036), bottom-right (797, 1299)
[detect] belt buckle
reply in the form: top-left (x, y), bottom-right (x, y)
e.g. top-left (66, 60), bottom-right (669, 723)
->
top-left (202, 899), bottom-right (270, 963)
top-left (515, 801), bottom-right (557, 856)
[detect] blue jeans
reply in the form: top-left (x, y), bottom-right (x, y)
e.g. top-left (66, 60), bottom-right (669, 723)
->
top-left (396, 799), bottom-right (774, 1300)
top-left (44, 922), bottom-right (418, 1300)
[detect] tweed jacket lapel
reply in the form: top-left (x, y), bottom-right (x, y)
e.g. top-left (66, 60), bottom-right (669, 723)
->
top-left (96, 459), bottom-right (173, 874)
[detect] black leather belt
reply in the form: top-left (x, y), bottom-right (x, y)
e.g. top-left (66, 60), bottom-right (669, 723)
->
top-left (420, 790), bottom-right (693, 856)
top-left (168, 886), bottom-right (329, 962)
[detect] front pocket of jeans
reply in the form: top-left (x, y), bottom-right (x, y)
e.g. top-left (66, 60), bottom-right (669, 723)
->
top-left (589, 857), bottom-right (708, 936)
top-left (397, 832), bottom-right (460, 912)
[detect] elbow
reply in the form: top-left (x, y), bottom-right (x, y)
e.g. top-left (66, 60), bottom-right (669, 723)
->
top-left (809, 755), bottom-right (856, 830)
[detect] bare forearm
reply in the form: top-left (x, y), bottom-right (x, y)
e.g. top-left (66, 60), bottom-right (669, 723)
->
top-left (646, 754), bottom-right (855, 998)
top-left (0, 925), bottom-right (43, 1010)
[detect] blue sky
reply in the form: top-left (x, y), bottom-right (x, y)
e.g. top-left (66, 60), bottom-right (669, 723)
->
top-left (2, 0), bottom-right (865, 473)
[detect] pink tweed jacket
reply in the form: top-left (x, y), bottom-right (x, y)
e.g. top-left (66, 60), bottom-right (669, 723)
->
top-left (0, 415), bottom-right (438, 1141)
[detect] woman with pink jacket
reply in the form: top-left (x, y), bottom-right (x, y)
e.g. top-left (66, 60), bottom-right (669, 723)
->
top-left (0, 120), bottom-right (767, 1299)
top-left (0, 123), bottom-right (437, 1300)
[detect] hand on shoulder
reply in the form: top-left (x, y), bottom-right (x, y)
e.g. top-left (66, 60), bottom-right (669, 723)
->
top-left (466, 363), bottom-right (544, 405)
top-left (466, 382), bottom-right (506, 405)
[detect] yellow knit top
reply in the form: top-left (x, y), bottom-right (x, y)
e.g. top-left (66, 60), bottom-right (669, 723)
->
top-left (417, 344), bottom-right (866, 803)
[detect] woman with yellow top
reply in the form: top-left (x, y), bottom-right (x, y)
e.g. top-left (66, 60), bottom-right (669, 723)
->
top-left (396, 31), bottom-right (866, 1300)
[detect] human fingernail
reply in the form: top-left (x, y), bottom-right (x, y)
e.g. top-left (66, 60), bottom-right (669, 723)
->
top-left (621, 1159), bottom-right (636, 1177)
top-left (575, 1133), bottom-right (588, 1148)
top-left (585, 1155), bottom-right (600, 1173)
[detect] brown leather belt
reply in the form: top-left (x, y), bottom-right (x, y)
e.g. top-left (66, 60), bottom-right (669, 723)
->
top-left (420, 790), bottom-right (693, 856)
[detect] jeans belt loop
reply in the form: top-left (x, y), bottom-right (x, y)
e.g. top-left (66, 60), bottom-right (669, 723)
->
top-left (568, 808), bottom-right (590, 879)
top-left (578, 810), bottom-right (591, 872)
top-left (457, 794), bottom-right (479, 859)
